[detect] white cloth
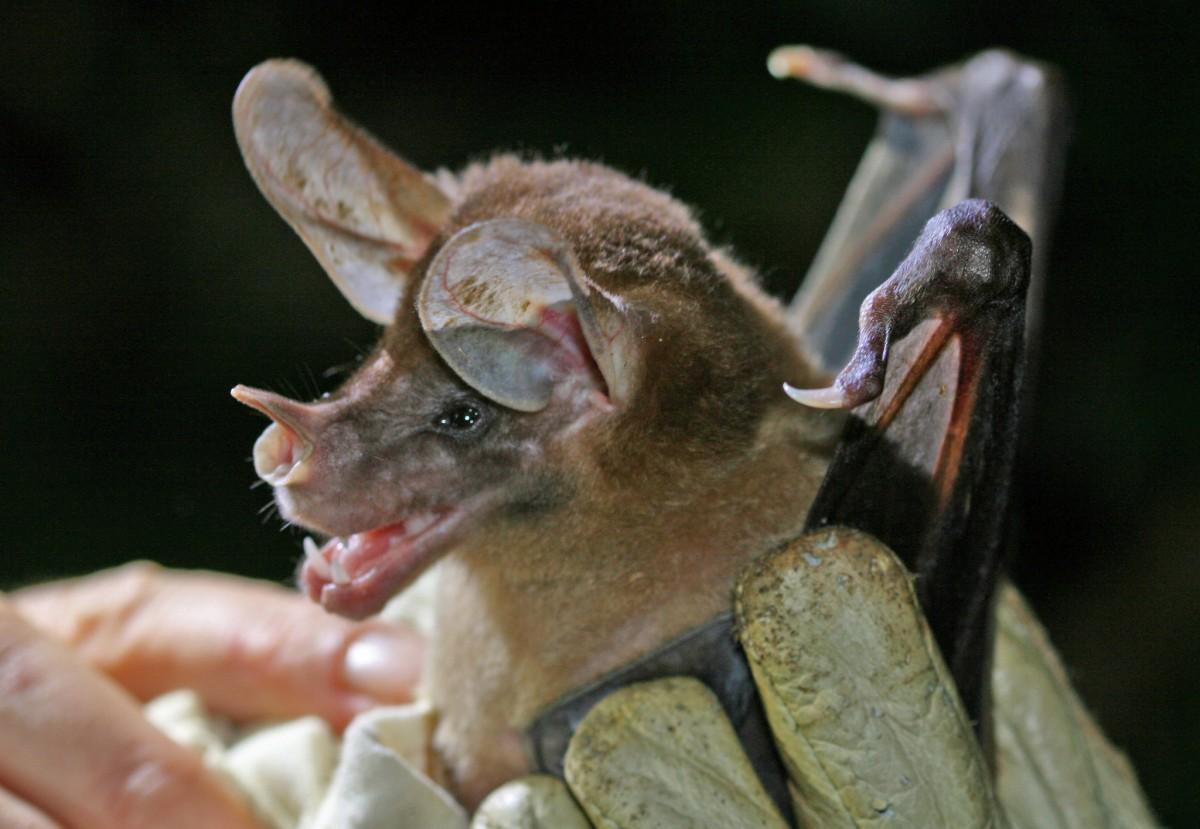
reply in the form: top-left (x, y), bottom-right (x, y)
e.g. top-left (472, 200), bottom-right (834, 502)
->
top-left (145, 566), bottom-right (466, 829)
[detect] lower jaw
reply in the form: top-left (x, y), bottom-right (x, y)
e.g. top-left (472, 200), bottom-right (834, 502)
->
top-left (298, 510), bottom-right (459, 619)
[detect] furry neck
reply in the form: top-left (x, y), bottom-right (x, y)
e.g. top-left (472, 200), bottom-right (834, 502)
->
top-left (426, 403), bottom-right (836, 804)
top-left (435, 403), bottom-right (835, 718)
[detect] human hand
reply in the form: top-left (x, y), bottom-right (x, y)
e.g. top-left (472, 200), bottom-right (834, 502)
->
top-left (3, 562), bottom-right (426, 829)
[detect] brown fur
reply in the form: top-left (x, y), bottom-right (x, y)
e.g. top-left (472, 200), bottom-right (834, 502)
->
top-left (409, 157), bottom-right (841, 803)
top-left (242, 147), bottom-right (841, 806)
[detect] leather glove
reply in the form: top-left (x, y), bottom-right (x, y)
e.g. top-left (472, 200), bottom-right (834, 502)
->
top-left (473, 527), bottom-right (1157, 828)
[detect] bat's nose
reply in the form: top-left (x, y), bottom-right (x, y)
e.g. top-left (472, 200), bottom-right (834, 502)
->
top-left (231, 385), bottom-right (323, 485)
top-left (251, 422), bottom-right (313, 485)
top-left (231, 385), bottom-right (322, 438)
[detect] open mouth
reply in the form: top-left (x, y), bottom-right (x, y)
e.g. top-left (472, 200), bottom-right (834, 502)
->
top-left (299, 507), bottom-right (462, 619)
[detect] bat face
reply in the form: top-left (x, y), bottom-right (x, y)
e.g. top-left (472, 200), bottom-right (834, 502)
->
top-left (233, 322), bottom-right (587, 619)
top-left (229, 145), bottom-right (792, 622)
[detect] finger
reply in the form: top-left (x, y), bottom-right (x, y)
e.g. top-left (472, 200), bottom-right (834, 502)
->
top-left (564, 677), bottom-right (788, 828)
top-left (0, 786), bottom-right (63, 829)
top-left (471, 775), bottom-right (591, 829)
top-left (12, 563), bottom-right (425, 729)
top-left (735, 527), bottom-right (1002, 826)
top-left (992, 584), bottom-right (1158, 828)
top-left (0, 603), bottom-right (259, 829)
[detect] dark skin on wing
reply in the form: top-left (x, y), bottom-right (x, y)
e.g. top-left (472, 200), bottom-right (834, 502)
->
top-left (800, 199), bottom-right (1030, 742)
top-left (776, 45), bottom-right (1066, 741)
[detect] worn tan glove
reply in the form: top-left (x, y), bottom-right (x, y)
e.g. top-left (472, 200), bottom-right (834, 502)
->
top-left (474, 527), bottom-right (1157, 828)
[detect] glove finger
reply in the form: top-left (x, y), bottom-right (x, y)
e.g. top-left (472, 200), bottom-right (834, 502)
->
top-left (471, 775), bottom-right (591, 829)
top-left (992, 584), bottom-right (1158, 828)
top-left (735, 527), bottom-right (1004, 828)
top-left (564, 677), bottom-right (788, 828)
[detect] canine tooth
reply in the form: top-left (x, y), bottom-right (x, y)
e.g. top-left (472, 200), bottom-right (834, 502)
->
top-left (330, 556), bottom-right (351, 586)
top-left (407, 513), bottom-right (437, 535)
top-left (303, 537), bottom-right (331, 579)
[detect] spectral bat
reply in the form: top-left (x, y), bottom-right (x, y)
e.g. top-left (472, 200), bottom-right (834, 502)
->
top-left (229, 47), bottom-right (1062, 808)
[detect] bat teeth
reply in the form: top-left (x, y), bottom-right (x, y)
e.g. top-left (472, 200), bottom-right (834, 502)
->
top-left (303, 536), bottom-right (331, 579)
top-left (406, 512), bottom-right (437, 536)
top-left (330, 553), bottom-right (351, 586)
top-left (783, 382), bottom-right (851, 410)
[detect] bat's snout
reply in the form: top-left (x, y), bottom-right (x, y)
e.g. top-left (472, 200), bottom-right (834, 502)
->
top-left (231, 385), bottom-right (321, 486)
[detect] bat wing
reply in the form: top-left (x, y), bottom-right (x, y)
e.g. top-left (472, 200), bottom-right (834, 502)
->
top-left (777, 47), bottom-right (1068, 740)
top-left (802, 219), bottom-right (1028, 739)
top-left (778, 46), bottom-right (1068, 372)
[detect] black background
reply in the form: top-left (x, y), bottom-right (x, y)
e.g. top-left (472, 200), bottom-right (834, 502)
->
top-left (2, 1), bottom-right (1195, 821)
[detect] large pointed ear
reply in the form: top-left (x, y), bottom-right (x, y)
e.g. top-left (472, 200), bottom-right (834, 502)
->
top-left (418, 219), bottom-right (637, 412)
top-left (233, 59), bottom-right (452, 324)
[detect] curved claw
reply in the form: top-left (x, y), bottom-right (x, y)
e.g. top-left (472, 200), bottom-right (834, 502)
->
top-left (784, 342), bottom-right (885, 411)
top-left (789, 200), bottom-right (1029, 419)
top-left (782, 382), bottom-right (851, 410)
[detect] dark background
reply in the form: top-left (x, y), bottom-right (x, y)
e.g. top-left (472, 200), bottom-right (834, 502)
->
top-left (2, 1), bottom-right (1195, 821)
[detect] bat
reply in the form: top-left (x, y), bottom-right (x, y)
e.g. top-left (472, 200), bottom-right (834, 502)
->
top-left (229, 58), bottom-right (837, 805)
top-left (228, 45), bottom-right (1064, 809)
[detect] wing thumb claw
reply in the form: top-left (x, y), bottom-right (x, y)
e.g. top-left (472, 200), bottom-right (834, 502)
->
top-left (782, 382), bottom-right (850, 409)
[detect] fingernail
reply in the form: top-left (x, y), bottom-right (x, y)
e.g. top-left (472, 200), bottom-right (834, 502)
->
top-left (342, 627), bottom-right (425, 701)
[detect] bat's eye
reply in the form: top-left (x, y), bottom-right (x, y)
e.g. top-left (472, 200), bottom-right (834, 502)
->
top-left (433, 404), bottom-right (483, 432)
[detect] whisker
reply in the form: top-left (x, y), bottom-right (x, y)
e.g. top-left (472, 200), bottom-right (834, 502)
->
top-left (299, 362), bottom-right (321, 399)
top-left (276, 377), bottom-right (301, 401)
top-left (343, 338), bottom-right (369, 359)
top-left (322, 360), bottom-right (358, 380)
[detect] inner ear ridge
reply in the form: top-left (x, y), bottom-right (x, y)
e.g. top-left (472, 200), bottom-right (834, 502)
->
top-left (418, 218), bottom-right (627, 411)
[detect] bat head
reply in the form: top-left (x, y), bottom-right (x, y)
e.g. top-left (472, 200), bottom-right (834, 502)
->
top-left (230, 60), bottom-right (798, 620)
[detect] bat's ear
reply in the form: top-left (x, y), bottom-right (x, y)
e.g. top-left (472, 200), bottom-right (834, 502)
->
top-left (233, 59), bottom-right (452, 324)
top-left (417, 218), bottom-right (636, 412)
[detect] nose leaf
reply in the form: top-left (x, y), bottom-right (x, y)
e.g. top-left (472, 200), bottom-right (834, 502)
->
top-left (231, 385), bottom-right (320, 485)
top-left (251, 421), bottom-right (312, 484)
